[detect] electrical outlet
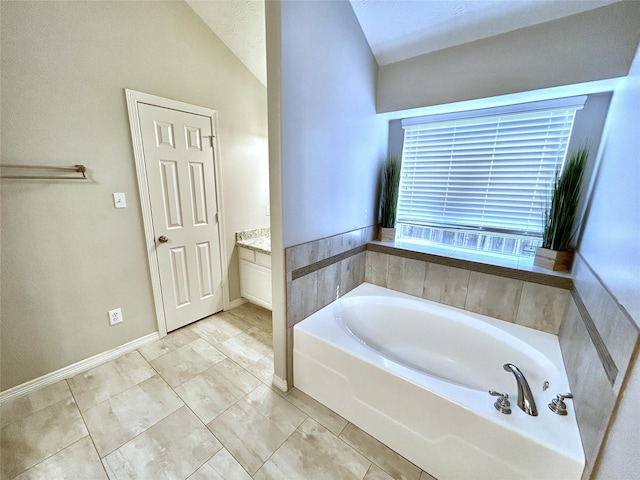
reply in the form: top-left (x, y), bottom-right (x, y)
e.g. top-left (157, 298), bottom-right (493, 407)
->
top-left (108, 307), bottom-right (123, 326)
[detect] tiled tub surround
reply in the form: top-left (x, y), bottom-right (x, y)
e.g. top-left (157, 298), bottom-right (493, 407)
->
top-left (286, 236), bottom-right (637, 479)
top-left (360, 243), bottom-right (638, 479)
top-left (285, 226), bottom-right (376, 386)
top-left (559, 254), bottom-right (639, 479)
top-left (285, 226), bottom-right (376, 328)
top-left (365, 242), bottom-right (572, 335)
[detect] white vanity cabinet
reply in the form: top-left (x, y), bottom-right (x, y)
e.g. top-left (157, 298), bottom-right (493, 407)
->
top-left (239, 246), bottom-right (272, 310)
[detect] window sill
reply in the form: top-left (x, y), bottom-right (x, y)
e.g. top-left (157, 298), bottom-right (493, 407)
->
top-left (367, 240), bottom-right (573, 290)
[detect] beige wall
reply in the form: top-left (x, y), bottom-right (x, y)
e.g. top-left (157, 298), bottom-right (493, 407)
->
top-left (279, 0), bottom-right (388, 248)
top-left (377, 2), bottom-right (640, 113)
top-left (0, 1), bottom-right (269, 391)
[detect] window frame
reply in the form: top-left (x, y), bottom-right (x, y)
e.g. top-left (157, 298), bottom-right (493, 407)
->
top-left (395, 96), bottom-right (587, 257)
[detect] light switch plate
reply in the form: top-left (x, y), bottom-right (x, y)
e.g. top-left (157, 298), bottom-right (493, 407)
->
top-left (113, 193), bottom-right (127, 208)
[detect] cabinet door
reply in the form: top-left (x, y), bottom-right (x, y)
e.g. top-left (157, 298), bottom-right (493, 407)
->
top-left (240, 260), bottom-right (272, 310)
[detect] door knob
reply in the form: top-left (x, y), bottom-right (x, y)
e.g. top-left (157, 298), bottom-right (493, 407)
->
top-left (158, 235), bottom-right (169, 243)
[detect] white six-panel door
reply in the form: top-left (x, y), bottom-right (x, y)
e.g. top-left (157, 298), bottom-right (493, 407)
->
top-left (137, 103), bottom-right (223, 332)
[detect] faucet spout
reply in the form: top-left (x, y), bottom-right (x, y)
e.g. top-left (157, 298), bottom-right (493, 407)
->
top-left (503, 363), bottom-right (538, 416)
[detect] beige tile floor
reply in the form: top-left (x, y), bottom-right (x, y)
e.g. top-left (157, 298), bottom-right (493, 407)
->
top-left (1, 302), bottom-right (437, 480)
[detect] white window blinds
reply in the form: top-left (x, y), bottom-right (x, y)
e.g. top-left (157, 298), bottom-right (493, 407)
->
top-left (398, 97), bottom-right (585, 237)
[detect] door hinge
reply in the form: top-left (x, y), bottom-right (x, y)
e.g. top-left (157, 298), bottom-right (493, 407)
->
top-left (202, 135), bottom-right (214, 148)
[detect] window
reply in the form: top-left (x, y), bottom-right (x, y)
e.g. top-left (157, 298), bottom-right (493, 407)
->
top-left (397, 96), bottom-right (586, 257)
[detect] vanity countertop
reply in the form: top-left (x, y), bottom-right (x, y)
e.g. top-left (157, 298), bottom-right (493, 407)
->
top-left (236, 227), bottom-right (271, 255)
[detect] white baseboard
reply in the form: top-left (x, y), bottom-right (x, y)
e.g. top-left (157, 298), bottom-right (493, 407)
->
top-left (227, 297), bottom-right (248, 310)
top-left (271, 374), bottom-right (289, 392)
top-left (0, 332), bottom-right (160, 404)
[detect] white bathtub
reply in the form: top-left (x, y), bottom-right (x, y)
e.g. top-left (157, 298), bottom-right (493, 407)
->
top-left (293, 283), bottom-right (584, 480)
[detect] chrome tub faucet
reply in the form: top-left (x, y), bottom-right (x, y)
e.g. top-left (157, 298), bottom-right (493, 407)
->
top-left (503, 363), bottom-right (538, 416)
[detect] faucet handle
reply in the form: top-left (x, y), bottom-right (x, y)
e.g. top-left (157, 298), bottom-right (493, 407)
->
top-left (549, 393), bottom-right (573, 415)
top-left (489, 390), bottom-right (511, 414)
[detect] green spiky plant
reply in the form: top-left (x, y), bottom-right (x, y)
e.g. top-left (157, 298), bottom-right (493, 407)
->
top-left (379, 154), bottom-right (402, 228)
top-left (542, 146), bottom-right (588, 251)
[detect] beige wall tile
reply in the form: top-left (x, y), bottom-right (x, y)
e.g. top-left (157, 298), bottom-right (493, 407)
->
top-left (287, 272), bottom-right (319, 327)
top-left (609, 309), bottom-right (639, 394)
top-left (423, 263), bottom-right (470, 308)
top-left (559, 299), bottom-right (617, 478)
top-left (365, 251), bottom-right (389, 287)
top-left (465, 272), bottom-right (523, 322)
top-left (387, 256), bottom-right (427, 297)
top-left (331, 229), bottom-right (361, 256)
top-left (341, 252), bottom-right (366, 295)
top-left (572, 255), bottom-right (639, 393)
top-left (515, 282), bottom-right (568, 334)
top-left (317, 262), bottom-right (341, 309)
top-left (286, 242), bottom-right (319, 272)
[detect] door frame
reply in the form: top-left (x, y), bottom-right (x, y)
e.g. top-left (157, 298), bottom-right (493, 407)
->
top-left (125, 89), bottom-right (229, 337)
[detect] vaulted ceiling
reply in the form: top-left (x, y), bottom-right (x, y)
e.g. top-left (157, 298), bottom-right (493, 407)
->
top-left (186, 0), bottom-right (621, 87)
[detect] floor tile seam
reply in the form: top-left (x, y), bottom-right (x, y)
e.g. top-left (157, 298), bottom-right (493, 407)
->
top-left (0, 393), bottom-right (72, 431)
top-left (7, 435), bottom-right (100, 480)
top-left (249, 411), bottom-right (313, 478)
top-left (223, 306), bottom-right (273, 334)
top-left (204, 385), bottom-right (310, 476)
top-left (180, 434), bottom-right (225, 480)
top-left (338, 427), bottom-right (396, 480)
top-left (212, 349), bottom-right (271, 387)
top-left (149, 342), bottom-right (230, 392)
top-left (278, 391), bottom-right (345, 435)
top-left (193, 446), bottom-right (248, 479)
top-left (190, 324), bottom-right (252, 353)
top-left (3, 426), bottom-right (91, 479)
top-left (205, 425), bottom-right (259, 476)
top-left (202, 381), bottom-right (266, 432)
top-left (0, 381), bottom-right (76, 430)
top-left (170, 373), bottom-right (245, 427)
top-left (90, 396), bottom-right (186, 459)
top-left (339, 427), bottom-right (423, 480)
top-left (96, 405), bottom-right (203, 462)
top-left (64, 383), bottom-right (111, 463)
top-left (72, 370), bottom-right (187, 460)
